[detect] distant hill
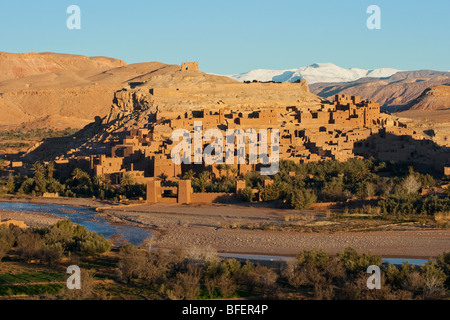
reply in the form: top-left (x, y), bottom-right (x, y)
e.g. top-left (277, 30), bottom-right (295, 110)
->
top-left (310, 70), bottom-right (450, 111)
top-left (0, 52), bottom-right (126, 82)
top-left (405, 85), bottom-right (450, 111)
top-left (0, 52), bottom-right (182, 130)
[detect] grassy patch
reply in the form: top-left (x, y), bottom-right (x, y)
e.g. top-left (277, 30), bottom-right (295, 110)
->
top-left (0, 284), bottom-right (64, 296)
top-left (0, 272), bottom-right (65, 285)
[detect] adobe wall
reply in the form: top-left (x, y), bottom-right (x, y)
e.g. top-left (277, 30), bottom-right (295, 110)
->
top-left (181, 62), bottom-right (199, 72)
top-left (444, 167), bottom-right (450, 176)
top-left (191, 192), bottom-right (235, 204)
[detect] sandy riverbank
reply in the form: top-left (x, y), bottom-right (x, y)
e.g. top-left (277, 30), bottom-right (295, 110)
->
top-left (97, 202), bottom-right (450, 258)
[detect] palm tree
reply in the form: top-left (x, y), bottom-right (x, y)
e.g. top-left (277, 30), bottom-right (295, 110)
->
top-left (158, 173), bottom-right (168, 182)
top-left (72, 168), bottom-right (87, 181)
top-left (183, 169), bottom-right (195, 180)
top-left (121, 174), bottom-right (134, 187)
top-left (198, 171), bottom-right (210, 192)
top-left (93, 175), bottom-right (107, 187)
top-left (216, 164), bottom-right (224, 177)
top-left (46, 161), bottom-right (55, 179)
top-left (32, 162), bottom-right (45, 177)
top-left (223, 164), bottom-right (232, 177)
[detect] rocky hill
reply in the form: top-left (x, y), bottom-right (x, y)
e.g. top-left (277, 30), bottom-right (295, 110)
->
top-left (0, 52), bottom-right (184, 130)
top-left (405, 85), bottom-right (450, 111)
top-left (0, 52), bottom-right (126, 82)
top-left (310, 71), bottom-right (450, 111)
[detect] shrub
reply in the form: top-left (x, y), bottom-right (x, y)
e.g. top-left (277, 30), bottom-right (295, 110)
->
top-left (434, 212), bottom-right (450, 228)
top-left (17, 232), bottom-right (43, 261)
top-left (0, 225), bottom-right (16, 261)
top-left (288, 188), bottom-right (316, 210)
top-left (184, 245), bottom-right (219, 265)
top-left (421, 261), bottom-right (447, 298)
top-left (166, 265), bottom-right (203, 300)
top-left (239, 187), bottom-right (254, 202)
top-left (296, 249), bottom-right (332, 269)
top-left (235, 262), bottom-right (278, 297)
top-left (436, 251), bottom-right (450, 287)
top-left (117, 244), bottom-right (146, 283)
top-left (44, 220), bottom-right (111, 256)
top-left (337, 247), bottom-right (382, 275)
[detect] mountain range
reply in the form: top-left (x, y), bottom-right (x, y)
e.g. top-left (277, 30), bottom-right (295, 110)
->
top-left (227, 63), bottom-right (400, 85)
top-left (227, 63), bottom-right (450, 112)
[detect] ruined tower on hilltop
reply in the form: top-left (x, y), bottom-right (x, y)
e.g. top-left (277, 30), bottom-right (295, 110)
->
top-left (180, 61), bottom-right (199, 72)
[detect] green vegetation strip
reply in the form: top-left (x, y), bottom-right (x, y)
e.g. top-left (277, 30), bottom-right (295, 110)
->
top-left (0, 272), bottom-right (65, 285)
top-left (0, 283), bottom-right (64, 296)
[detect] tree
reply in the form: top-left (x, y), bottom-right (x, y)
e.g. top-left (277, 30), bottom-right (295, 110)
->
top-left (141, 252), bottom-right (170, 286)
top-left (399, 175), bottom-right (421, 195)
top-left (421, 261), bottom-right (447, 298)
top-left (62, 268), bottom-right (96, 300)
top-left (215, 164), bottom-right (224, 177)
top-left (0, 225), bottom-right (16, 261)
top-left (5, 177), bottom-right (15, 194)
top-left (337, 247), bottom-right (382, 275)
top-left (197, 171), bottom-right (210, 192)
top-left (167, 265), bottom-right (203, 300)
top-left (239, 187), bottom-right (254, 202)
top-left (46, 162), bottom-right (55, 179)
top-left (17, 232), bottom-right (43, 262)
top-left (223, 164), bottom-right (233, 177)
top-left (121, 174), bottom-right (134, 187)
top-left (71, 168), bottom-right (89, 181)
top-left (182, 170), bottom-right (195, 180)
top-left (117, 245), bottom-right (146, 284)
top-left (158, 173), bottom-right (168, 182)
top-left (288, 188), bottom-right (316, 210)
top-left (32, 162), bottom-right (46, 177)
top-left (0, 159), bottom-right (7, 176)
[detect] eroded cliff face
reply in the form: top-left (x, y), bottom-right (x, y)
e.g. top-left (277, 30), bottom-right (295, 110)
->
top-left (406, 85), bottom-right (450, 111)
top-left (0, 85), bottom-right (123, 129)
top-left (107, 71), bottom-right (316, 120)
top-left (0, 54), bottom-right (179, 130)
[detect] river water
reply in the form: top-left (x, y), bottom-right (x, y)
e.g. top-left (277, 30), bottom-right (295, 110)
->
top-left (0, 202), bottom-right (152, 245)
top-left (0, 202), bottom-right (429, 265)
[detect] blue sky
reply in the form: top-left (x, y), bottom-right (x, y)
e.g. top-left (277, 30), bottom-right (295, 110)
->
top-left (0, 0), bottom-right (449, 74)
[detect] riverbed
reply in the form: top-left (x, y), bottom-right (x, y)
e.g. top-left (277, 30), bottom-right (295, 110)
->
top-left (0, 201), bottom-right (152, 245)
top-left (1, 201), bottom-right (444, 265)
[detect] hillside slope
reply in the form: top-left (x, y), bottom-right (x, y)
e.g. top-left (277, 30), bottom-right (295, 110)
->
top-left (405, 85), bottom-right (450, 111)
top-left (310, 71), bottom-right (450, 110)
top-left (0, 52), bottom-right (126, 82)
top-left (0, 53), bottom-right (183, 130)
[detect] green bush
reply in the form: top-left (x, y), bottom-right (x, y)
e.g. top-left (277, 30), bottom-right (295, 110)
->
top-left (288, 188), bottom-right (316, 210)
top-left (337, 247), bottom-right (382, 274)
top-left (44, 220), bottom-right (111, 256)
top-left (239, 187), bottom-right (254, 202)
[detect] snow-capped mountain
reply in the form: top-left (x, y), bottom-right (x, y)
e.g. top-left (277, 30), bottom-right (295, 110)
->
top-left (227, 63), bottom-right (400, 85)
